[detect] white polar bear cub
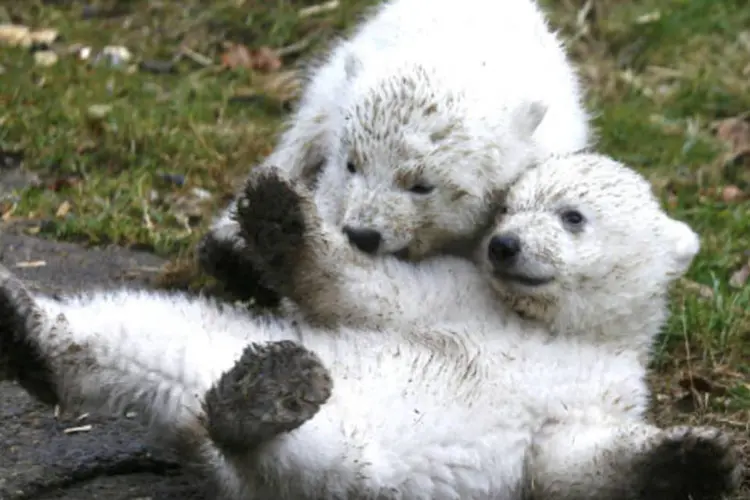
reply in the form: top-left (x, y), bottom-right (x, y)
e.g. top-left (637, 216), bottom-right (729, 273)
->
top-left (198, 0), bottom-right (591, 300)
top-left (0, 154), bottom-right (739, 500)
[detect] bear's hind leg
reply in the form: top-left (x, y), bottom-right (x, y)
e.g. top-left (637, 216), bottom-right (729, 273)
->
top-left (528, 420), bottom-right (742, 500)
top-left (629, 425), bottom-right (742, 500)
top-left (203, 340), bottom-right (332, 455)
top-left (0, 263), bottom-right (59, 404)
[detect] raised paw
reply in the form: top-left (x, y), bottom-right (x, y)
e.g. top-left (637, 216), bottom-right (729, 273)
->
top-left (0, 264), bottom-right (58, 404)
top-left (233, 168), bottom-right (319, 293)
top-left (633, 425), bottom-right (742, 500)
top-left (203, 339), bottom-right (332, 454)
top-left (196, 230), bottom-right (281, 307)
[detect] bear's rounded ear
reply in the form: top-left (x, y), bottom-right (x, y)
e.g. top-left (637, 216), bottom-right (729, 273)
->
top-left (664, 217), bottom-right (700, 275)
top-left (512, 100), bottom-right (549, 139)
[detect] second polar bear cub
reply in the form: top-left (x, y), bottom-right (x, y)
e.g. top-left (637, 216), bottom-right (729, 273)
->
top-left (199, 0), bottom-right (591, 297)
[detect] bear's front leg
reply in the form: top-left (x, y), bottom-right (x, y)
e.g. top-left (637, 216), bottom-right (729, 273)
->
top-left (235, 167), bottom-right (485, 329)
top-left (528, 421), bottom-right (742, 500)
top-left (196, 222), bottom-right (282, 308)
top-left (234, 168), bottom-right (367, 325)
top-left (202, 340), bottom-right (332, 455)
top-left (234, 168), bottom-right (316, 296)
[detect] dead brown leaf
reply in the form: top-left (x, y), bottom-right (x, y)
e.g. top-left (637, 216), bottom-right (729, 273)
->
top-left (220, 42), bottom-right (282, 72)
top-left (666, 192), bottom-right (678, 209)
top-left (698, 185), bottom-right (746, 204)
top-left (714, 115), bottom-right (750, 155)
top-left (712, 116), bottom-right (750, 183)
top-left (679, 278), bottom-right (715, 300)
top-left (721, 184), bottom-right (746, 202)
top-left (55, 200), bottom-right (71, 218)
top-left (729, 259), bottom-right (750, 289)
top-left (253, 70), bottom-right (302, 103)
top-left (220, 42), bottom-right (252, 69)
top-left (250, 46), bottom-right (283, 72)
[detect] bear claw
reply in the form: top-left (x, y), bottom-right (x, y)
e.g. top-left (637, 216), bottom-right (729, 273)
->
top-left (203, 340), bottom-right (333, 454)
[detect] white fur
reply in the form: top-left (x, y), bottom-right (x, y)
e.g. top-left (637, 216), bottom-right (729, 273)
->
top-left (206, 0), bottom-right (590, 262)
top-left (4, 154), bottom-right (718, 500)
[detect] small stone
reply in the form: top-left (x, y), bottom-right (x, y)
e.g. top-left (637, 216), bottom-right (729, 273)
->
top-left (0, 149), bottom-right (24, 169)
top-left (86, 104), bottom-right (113, 120)
top-left (0, 24), bottom-right (31, 48)
top-left (159, 173), bottom-right (185, 187)
top-left (33, 50), bottom-right (58, 67)
top-left (78, 45), bottom-right (93, 61)
top-left (100, 45), bottom-right (132, 66)
top-left (191, 187), bottom-right (212, 200)
top-left (28, 29), bottom-right (60, 46)
top-left (139, 59), bottom-right (176, 74)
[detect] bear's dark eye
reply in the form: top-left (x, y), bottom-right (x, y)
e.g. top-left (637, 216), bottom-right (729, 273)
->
top-left (561, 209), bottom-right (585, 230)
top-left (409, 182), bottom-right (435, 195)
top-left (346, 161), bottom-right (357, 174)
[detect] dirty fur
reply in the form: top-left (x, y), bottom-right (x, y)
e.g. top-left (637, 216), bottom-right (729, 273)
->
top-left (0, 153), bottom-right (742, 500)
top-left (198, 0), bottom-right (591, 302)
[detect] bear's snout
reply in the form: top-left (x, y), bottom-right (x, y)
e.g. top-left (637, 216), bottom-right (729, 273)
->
top-left (343, 226), bottom-right (382, 254)
top-left (488, 233), bottom-right (522, 268)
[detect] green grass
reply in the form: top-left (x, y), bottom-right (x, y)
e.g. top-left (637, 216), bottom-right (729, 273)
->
top-left (1, 0), bottom-right (748, 492)
top-left (0, 0), bottom-right (378, 255)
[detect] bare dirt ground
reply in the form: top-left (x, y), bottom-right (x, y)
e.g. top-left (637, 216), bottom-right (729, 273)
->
top-left (0, 229), bottom-right (210, 499)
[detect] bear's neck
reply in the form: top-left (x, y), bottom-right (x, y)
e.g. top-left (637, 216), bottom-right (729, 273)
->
top-left (550, 291), bottom-right (669, 362)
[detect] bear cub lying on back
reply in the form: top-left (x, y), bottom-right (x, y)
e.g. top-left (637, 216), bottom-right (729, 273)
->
top-left (1, 154), bottom-right (739, 500)
top-left (197, 0), bottom-right (592, 305)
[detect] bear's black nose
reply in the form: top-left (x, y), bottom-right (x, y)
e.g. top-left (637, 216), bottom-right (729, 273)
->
top-left (343, 226), bottom-right (382, 254)
top-left (488, 233), bottom-right (522, 266)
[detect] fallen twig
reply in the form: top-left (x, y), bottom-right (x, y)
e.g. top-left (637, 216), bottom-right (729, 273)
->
top-left (178, 45), bottom-right (214, 67)
top-left (299, 0), bottom-right (339, 18)
top-left (64, 424), bottom-right (93, 434)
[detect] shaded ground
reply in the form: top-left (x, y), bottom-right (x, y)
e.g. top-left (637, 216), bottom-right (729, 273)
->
top-left (0, 228), bottom-right (210, 499)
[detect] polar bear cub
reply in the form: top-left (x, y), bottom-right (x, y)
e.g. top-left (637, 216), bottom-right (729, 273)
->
top-left (198, 0), bottom-right (591, 301)
top-left (0, 153), bottom-right (741, 500)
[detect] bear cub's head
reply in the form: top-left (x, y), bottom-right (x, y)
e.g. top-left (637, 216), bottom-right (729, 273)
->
top-left (312, 60), bottom-right (548, 260)
top-left (479, 153), bottom-right (700, 340)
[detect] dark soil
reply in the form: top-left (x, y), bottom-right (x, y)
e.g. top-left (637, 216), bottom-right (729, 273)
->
top-left (0, 228), bottom-right (211, 499)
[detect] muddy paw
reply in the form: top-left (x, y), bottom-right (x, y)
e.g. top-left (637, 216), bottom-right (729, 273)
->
top-left (203, 339), bottom-right (332, 454)
top-left (0, 264), bottom-right (58, 404)
top-left (634, 425), bottom-right (742, 500)
top-left (234, 168), bottom-right (319, 293)
top-left (196, 230), bottom-right (281, 307)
